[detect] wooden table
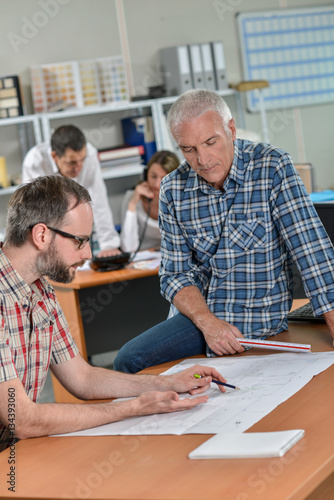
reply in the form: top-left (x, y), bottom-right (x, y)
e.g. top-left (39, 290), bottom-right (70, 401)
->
top-left (49, 265), bottom-right (169, 403)
top-left (0, 321), bottom-right (333, 500)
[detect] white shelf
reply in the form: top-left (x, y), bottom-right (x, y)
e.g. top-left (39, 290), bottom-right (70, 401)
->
top-left (39, 99), bottom-right (156, 120)
top-left (0, 114), bottom-right (38, 126)
top-left (0, 185), bottom-right (19, 197)
top-left (0, 165), bottom-right (144, 198)
top-left (39, 100), bottom-right (158, 142)
top-left (0, 114), bottom-right (42, 145)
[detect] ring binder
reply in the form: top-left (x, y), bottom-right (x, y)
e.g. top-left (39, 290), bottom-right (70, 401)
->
top-left (160, 45), bottom-right (193, 96)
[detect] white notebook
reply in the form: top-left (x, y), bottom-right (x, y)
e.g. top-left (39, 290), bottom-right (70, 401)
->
top-left (188, 430), bottom-right (305, 459)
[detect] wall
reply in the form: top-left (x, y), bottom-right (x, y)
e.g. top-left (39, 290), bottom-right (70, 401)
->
top-left (0, 0), bottom-right (333, 228)
top-left (123, 0), bottom-right (334, 191)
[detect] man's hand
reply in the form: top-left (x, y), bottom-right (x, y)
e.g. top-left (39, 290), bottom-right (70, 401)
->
top-left (163, 363), bottom-right (228, 395)
top-left (96, 247), bottom-right (121, 258)
top-left (131, 390), bottom-right (208, 416)
top-left (200, 316), bottom-right (245, 356)
top-left (173, 286), bottom-right (245, 357)
top-left (130, 363), bottom-right (230, 416)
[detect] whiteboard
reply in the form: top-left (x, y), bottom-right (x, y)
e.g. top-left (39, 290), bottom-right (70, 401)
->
top-left (237, 6), bottom-right (334, 112)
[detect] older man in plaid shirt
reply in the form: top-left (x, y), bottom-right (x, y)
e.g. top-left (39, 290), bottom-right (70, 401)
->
top-left (114, 89), bottom-right (334, 374)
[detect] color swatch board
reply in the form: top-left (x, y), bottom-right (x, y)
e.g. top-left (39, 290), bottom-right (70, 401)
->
top-left (31, 62), bottom-right (81, 113)
top-left (31, 56), bottom-right (129, 113)
top-left (96, 56), bottom-right (128, 105)
top-left (78, 60), bottom-right (101, 107)
top-left (237, 6), bottom-right (334, 112)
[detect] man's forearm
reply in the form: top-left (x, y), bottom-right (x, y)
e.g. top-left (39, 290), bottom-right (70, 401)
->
top-left (51, 356), bottom-right (172, 401)
top-left (14, 368), bottom-right (174, 440)
top-left (11, 363), bottom-right (215, 440)
top-left (173, 285), bottom-right (215, 331)
top-left (18, 397), bottom-right (138, 440)
top-left (74, 365), bottom-right (171, 400)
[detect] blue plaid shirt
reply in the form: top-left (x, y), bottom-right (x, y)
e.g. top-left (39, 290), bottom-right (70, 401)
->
top-left (159, 139), bottom-right (334, 341)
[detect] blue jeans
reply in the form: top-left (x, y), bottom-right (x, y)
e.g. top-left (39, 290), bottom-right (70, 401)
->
top-left (113, 313), bottom-right (206, 373)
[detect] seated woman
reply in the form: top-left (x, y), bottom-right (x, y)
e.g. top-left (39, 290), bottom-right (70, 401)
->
top-left (120, 150), bottom-right (179, 252)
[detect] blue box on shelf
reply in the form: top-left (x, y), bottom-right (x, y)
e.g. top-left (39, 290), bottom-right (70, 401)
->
top-left (121, 116), bottom-right (156, 164)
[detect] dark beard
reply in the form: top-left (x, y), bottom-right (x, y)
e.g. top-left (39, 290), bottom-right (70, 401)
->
top-left (35, 245), bottom-right (83, 283)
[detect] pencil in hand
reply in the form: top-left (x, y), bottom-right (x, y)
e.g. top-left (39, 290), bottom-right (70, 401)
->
top-left (194, 374), bottom-right (240, 390)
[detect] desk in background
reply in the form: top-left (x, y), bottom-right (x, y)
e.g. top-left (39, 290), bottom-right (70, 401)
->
top-left (0, 323), bottom-right (333, 500)
top-left (49, 266), bottom-right (169, 403)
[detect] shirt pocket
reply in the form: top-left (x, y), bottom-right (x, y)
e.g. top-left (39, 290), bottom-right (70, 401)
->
top-left (182, 225), bottom-right (220, 262)
top-left (228, 212), bottom-right (267, 252)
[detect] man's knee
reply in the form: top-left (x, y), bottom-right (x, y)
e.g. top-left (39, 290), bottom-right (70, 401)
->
top-left (113, 348), bottom-right (137, 373)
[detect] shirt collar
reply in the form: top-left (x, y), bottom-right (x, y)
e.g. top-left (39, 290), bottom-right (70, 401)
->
top-left (228, 139), bottom-right (248, 186)
top-left (47, 145), bottom-right (60, 175)
top-left (0, 244), bottom-right (54, 303)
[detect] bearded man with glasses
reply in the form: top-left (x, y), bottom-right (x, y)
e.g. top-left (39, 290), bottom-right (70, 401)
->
top-left (0, 175), bottom-right (227, 452)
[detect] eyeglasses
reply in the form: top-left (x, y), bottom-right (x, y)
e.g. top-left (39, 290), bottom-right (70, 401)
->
top-left (46, 226), bottom-right (91, 250)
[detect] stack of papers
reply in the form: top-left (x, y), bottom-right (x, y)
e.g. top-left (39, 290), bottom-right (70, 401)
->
top-left (131, 250), bottom-right (161, 270)
top-left (131, 250), bottom-right (161, 262)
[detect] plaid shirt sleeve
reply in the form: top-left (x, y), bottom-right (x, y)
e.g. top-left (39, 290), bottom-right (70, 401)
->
top-left (269, 154), bottom-right (334, 316)
top-left (0, 315), bottom-right (18, 381)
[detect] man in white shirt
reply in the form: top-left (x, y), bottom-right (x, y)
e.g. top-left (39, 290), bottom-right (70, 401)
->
top-left (22, 125), bottom-right (120, 257)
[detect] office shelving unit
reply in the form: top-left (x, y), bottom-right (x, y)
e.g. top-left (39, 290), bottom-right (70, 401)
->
top-left (0, 88), bottom-right (244, 191)
top-left (0, 114), bottom-right (42, 196)
top-left (0, 114), bottom-right (42, 144)
top-left (39, 99), bottom-right (159, 142)
top-left (0, 88), bottom-right (248, 229)
top-left (39, 99), bottom-right (159, 182)
top-left (39, 88), bottom-right (244, 150)
top-left (0, 114), bottom-right (43, 230)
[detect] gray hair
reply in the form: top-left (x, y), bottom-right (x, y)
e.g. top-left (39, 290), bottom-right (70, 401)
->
top-left (167, 89), bottom-right (233, 141)
top-left (5, 175), bottom-right (91, 247)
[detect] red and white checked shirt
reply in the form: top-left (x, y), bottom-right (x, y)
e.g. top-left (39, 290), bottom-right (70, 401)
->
top-left (0, 243), bottom-right (79, 451)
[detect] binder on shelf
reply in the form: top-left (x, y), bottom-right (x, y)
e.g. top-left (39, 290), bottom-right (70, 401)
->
top-left (200, 43), bottom-right (216, 91)
top-left (100, 156), bottom-right (143, 169)
top-left (121, 116), bottom-right (156, 164)
top-left (0, 75), bottom-right (25, 118)
top-left (211, 41), bottom-right (228, 90)
top-left (97, 145), bottom-right (145, 163)
top-left (188, 44), bottom-right (205, 89)
top-left (160, 45), bottom-right (193, 96)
